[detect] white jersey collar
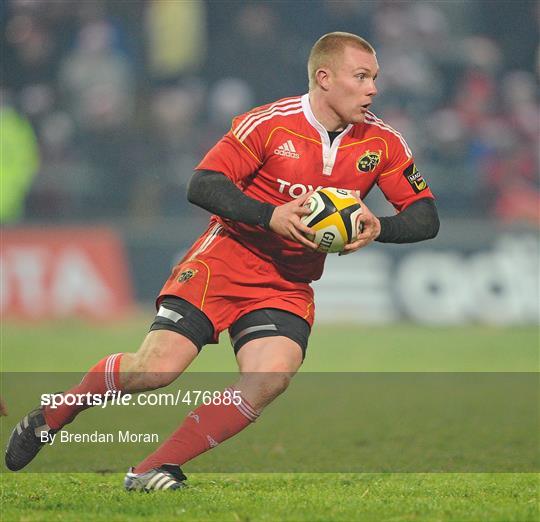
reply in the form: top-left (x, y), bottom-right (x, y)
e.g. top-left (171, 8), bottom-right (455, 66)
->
top-left (301, 93), bottom-right (352, 176)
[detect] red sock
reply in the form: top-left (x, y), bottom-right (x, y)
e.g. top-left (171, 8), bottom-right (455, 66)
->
top-left (43, 353), bottom-right (123, 430)
top-left (134, 387), bottom-right (259, 473)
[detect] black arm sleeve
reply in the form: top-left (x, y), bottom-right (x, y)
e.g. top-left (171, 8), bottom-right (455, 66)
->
top-left (375, 198), bottom-right (440, 243)
top-left (187, 170), bottom-right (276, 229)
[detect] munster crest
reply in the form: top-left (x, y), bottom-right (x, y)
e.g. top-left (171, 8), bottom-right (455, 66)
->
top-left (356, 150), bottom-right (382, 173)
top-left (178, 268), bottom-right (198, 283)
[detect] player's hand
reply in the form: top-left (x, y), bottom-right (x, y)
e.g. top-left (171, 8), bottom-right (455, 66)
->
top-left (269, 192), bottom-right (318, 250)
top-left (339, 191), bottom-right (381, 255)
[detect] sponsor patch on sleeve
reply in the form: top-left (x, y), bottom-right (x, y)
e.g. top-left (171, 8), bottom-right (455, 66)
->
top-left (403, 163), bottom-right (427, 193)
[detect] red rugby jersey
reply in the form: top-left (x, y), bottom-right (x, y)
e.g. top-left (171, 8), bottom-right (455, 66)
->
top-left (196, 94), bottom-right (434, 282)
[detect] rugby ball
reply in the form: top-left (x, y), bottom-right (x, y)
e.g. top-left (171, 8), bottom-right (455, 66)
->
top-left (301, 188), bottom-right (362, 253)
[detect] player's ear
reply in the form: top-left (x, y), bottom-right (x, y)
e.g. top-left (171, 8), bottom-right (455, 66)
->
top-left (316, 68), bottom-right (331, 91)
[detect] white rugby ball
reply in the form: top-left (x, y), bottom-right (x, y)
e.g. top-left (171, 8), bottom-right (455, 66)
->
top-left (301, 188), bottom-right (362, 253)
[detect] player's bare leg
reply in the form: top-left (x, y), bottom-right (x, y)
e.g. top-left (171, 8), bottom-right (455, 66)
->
top-left (233, 336), bottom-right (303, 410)
top-left (119, 330), bottom-right (198, 392)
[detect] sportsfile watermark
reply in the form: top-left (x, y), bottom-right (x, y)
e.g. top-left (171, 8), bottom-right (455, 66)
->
top-left (41, 389), bottom-right (242, 409)
top-left (2, 372), bottom-right (538, 473)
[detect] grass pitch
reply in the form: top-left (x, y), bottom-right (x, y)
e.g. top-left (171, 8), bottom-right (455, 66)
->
top-left (1, 472), bottom-right (537, 522)
top-left (1, 318), bottom-right (538, 521)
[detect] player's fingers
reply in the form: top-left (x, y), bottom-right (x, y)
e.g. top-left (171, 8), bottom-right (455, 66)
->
top-left (342, 239), bottom-right (362, 251)
top-left (296, 222), bottom-right (316, 236)
top-left (352, 190), bottom-right (363, 203)
top-left (293, 205), bottom-right (313, 216)
top-left (340, 239), bottom-right (369, 255)
top-left (297, 235), bottom-right (319, 250)
top-left (290, 227), bottom-right (318, 250)
top-left (295, 190), bottom-right (315, 206)
top-left (339, 245), bottom-right (358, 256)
top-left (292, 213), bottom-right (315, 235)
top-left (353, 233), bottom-right (371, 245)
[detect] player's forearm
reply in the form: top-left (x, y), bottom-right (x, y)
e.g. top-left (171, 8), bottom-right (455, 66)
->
top-left (375, 198), bottom-right (439, 243)
top-left (187, 170), bottom-right (276, 229)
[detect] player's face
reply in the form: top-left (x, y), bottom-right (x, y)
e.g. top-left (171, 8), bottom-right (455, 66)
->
top-left (327, 46), bottom-right (379, 126)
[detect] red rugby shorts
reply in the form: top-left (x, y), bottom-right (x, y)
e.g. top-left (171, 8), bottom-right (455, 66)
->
top-left (158, 222), bottom-right (315, 342)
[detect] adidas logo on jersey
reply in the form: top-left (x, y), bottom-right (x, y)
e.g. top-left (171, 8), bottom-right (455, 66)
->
top-left (274, 140), bottom-right (300, 159)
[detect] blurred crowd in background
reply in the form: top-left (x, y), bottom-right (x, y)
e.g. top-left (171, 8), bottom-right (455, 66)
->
top-left (1, 0), bottom-right (538, 225)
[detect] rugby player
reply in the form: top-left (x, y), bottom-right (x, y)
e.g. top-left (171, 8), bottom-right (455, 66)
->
top-left (6, 32), bottom-right (439, 490)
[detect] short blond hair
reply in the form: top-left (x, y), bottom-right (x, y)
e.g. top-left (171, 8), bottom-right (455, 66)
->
top-left (308, 32), bottom-right (375, 90)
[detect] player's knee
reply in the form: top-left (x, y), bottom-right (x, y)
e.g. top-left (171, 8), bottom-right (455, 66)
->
top-left (120, 368), bottom-right (178, 391)
top-left (139, 368), bottom-right (178, 389)
top-left (253, 371), bottom-right (293, 402)
top-left (119, 338), bottom-right (191, 391)
top-left (132, 350), bottom-right (181, 387)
